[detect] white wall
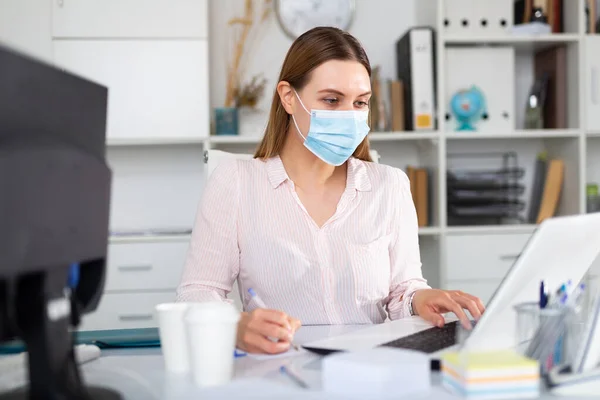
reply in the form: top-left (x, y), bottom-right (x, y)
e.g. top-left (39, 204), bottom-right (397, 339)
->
top-left (208, 0), bottom-right (417, 134)
top-left (0, 0), bottom-right (421, 232)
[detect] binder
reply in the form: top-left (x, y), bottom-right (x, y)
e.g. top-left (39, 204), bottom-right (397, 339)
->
top-left (396, 27), bottom-right (437, 131)
top-left (534, 45), bottom-right (567, 129)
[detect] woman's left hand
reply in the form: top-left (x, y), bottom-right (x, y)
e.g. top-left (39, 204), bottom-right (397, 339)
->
top-left (411, 289), bottom-right (485, 330)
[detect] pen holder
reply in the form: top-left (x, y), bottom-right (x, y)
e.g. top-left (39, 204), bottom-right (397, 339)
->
top-left (514, 302), bottom-right (585, 375)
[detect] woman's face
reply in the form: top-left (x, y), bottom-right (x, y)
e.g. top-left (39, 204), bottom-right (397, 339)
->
top-left (286, 59), bottom-right (371, 138)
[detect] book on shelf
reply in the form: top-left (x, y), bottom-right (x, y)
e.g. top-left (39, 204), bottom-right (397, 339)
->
top-left (407, 166), bottom-right (429, 227)
top-left (389, 80), bottom-right (405, 132)
top-left (588, 0), bottom-right (597, 34)
top-left (534, 45), bottom-right (567, 129)
top-left (527, 152), bottom-right (548, 223)
top-left (536, 158), bottom-right (565, 224)
top-left (370, 66), bottom-right (387, 132)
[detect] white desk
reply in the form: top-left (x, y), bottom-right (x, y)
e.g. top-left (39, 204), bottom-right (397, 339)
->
top-left (79, 324), bottom-right (582, 399)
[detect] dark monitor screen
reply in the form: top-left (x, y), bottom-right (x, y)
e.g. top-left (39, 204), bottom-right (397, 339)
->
top-left (0, 43), bottom-right (107, 160)
top-left (0, 44), bottom-right (110, 278)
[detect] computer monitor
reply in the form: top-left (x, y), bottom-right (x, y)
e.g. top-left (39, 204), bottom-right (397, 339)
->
top-left (0, 44), bottom-right (121, 399)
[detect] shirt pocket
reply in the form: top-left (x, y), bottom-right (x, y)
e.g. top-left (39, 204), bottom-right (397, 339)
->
top-left (349, 234), bottom-right (392, 304)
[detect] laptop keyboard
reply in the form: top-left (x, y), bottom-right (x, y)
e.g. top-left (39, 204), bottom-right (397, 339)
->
top-left (379, 321), bottom-right (460, 354)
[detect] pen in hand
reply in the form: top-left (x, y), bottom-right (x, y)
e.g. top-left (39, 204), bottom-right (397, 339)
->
top-left (248, 288), bottom-right (300, 351)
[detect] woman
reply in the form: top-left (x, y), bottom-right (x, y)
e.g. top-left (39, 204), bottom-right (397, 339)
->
top-left (177, 27), bottom-right (485, 354)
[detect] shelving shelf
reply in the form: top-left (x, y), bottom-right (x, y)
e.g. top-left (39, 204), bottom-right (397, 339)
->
top-left (444, 33), bottom-right (580, 51)
top-left (445, 224), bottom-right (538, 235)
top-left (444, 129), bottom-right (580, 139)
top-left (109, 233), bottom-right (191, 244)
top-left (418, 226), bottom-right (442, 236)
top-left (106, 137), bottom-right (207, 146)
top-left (208, 135), bottom-right (262, 144)
top-left (113, 129), bottom-right (582, 146)
top-left (368, 131), bottom-right (439, 141)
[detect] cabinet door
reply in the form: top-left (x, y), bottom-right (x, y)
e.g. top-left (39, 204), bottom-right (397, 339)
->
top-left (0, 0), bottom-right (53, 63)
top-left (54, 40), bottom-right (209, 140)
top-left (78, 292), bottom-right (174, 331)
top-left (52, 0), bottom-right (208, 39)
top-left (446, 233), bottom-right (531, 281)
top-left (586, 36), bottom-right (600, 132)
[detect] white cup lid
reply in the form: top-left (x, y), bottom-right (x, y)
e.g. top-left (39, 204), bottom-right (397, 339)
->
top-left (184, 301), bottom-right (240, 324)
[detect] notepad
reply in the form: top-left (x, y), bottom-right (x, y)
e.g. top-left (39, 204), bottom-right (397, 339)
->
top-left (441, 350), bottom-right (540, 399)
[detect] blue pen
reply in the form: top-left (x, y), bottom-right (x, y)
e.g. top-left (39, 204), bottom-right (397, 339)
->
top-left (540, 281), bottom-right (547, 308)
top-left (234, 349), bottom-right (247, 358)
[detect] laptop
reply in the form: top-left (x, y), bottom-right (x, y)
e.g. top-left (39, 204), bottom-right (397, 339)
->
top-left (302, 213), bottom-right (600, 368)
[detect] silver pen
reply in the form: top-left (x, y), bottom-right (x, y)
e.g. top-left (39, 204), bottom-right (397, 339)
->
top-left (248, 288), bottom-right (300, 351)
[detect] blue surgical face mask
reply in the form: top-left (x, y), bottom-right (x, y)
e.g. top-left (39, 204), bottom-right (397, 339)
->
top-left (291, 90), bottom-right (370, 166)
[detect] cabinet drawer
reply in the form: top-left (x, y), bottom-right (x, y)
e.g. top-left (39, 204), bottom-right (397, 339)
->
top-left (52, 0), bottom-right (208, 39)
top-left (105, 241), bottom-right (189, 291)
top-left (53, 40), bottom-right (209, 141)
top-left (444, 280), bottom-right (501, 306)
top-left (78, 292), bottom-right (175, 331)
top-left (446, 233), bottom-right (531, 280)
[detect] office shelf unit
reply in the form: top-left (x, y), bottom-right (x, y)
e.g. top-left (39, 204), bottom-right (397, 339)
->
top-left (411, 0), bottom-right (599, 302)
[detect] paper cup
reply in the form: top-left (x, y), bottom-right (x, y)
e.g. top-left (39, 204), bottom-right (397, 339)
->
top-left (156, 302), bottom-right (191, 373)
top-left (184, 302), bottom-right (240, 387)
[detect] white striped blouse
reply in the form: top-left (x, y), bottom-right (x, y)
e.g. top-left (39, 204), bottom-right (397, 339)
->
top-left (176, 155), bottom-right (430, 324)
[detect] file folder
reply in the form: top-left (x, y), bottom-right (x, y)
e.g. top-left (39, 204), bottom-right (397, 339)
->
top-left (396, 27), bottom-right (437, 131)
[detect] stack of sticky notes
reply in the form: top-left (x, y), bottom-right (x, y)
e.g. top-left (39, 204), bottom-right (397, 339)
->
top-left (441, 350), bottom-right (540, 399)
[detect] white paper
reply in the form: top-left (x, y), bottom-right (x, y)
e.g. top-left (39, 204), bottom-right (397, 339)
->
top-left (240, 347), bottom-right (307, 360)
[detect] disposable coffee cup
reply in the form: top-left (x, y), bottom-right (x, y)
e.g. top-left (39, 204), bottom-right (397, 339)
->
top-left (184, 301), bottom-right (240, 387)
top-left (156, 302), bottom-right (191, 373)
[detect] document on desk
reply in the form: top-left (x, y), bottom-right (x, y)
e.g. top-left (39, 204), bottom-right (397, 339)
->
top-left (244, 347), bottom-right (307, 360)
top-left (197, 378), bottom-right (345, 399)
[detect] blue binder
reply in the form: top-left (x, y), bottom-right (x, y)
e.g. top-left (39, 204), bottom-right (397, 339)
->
top-left (0, 328), bottom-right (160, 354)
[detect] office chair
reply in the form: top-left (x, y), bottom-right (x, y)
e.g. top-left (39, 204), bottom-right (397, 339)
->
top-left (203, 147), bottom-right (381, 311)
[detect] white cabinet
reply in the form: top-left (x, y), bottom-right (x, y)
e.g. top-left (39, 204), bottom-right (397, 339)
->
top-left (53, 40), bottom-right (209, 141)
top-left (0, 0), bottom-right (53, 63)
top-left (445, 233), bottom-right (531, 281)
top-left (52, 0), bottom-right (208, 39)
top-left (586, 36), bottom-right (600, 131)
top-left (443, 232), bottom-right (532, 305)
top-left (105, 241), bottom-right (189, 292)
top-left (79, 238), bottom-right (190, 331)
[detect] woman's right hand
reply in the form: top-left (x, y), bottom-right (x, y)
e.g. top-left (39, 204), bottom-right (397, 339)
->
top-left (236, 308), bottom-right (301, 354)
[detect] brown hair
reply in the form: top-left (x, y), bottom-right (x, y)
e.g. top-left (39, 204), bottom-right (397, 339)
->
top-left (254, 27), bottom-right (372, 161)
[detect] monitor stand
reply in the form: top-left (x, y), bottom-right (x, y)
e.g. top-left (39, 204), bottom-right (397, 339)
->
top-left (0, 270), bottom-right (122, 400)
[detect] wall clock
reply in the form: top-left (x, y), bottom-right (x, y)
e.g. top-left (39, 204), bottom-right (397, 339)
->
top-left (274, 0), bottom-right (356, 40)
